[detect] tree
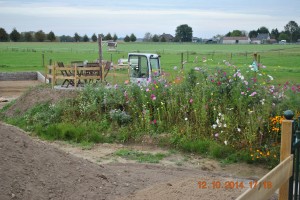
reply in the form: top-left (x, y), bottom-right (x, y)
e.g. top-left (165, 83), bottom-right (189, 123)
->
top-left (83, 34), bottom-right (89, 42)
top-left (47, 31), bottom-right (56, 42)
top-left (112, 33), bottom-right (118, 42)
top-left (175, 24), bottom-right (193, 42)
top-left (230, 30), bottom-right (243, 37)
top-left (160, 36), bottom-right (166, 42)
top-left (278, 32), bottom-right (289, 42)
top-left (248, 30), bottom-right (258, 38)
top-left (225, 32), bottom-right (231, 37)
top-left (10, 28), bottom-right (21, 42)
top-left (104, 33), bottom-right (112, 40)
top-left (152, 34), bottom-right (159, 42)
top-left (0, 28), bottom-right (9, 42)
top-left (143, 32), bottom-right (152, 42)
top-left (130, 33), bottom-right (137, 42)
top-left (74, 32), bottom-right (81, 42)
top-left (60, 35), bottom-right (75, 42)
top-left (124, 35), bottom-right (130, 42)
top-left (257, 26), bottom-right (269, 34)
top-left (24, 32), bottom-right (33, 42)
top-left (91, 33), bottom-right (97, 42)
top-left (270, 28), bottom-right (280, 41)
top-left (35, 30), bottom-right (46, 42)
top-left (284, 21), bottom-right (299, 42)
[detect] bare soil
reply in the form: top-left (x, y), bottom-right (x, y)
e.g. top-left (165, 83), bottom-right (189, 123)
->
top-left (0, 81), bottom-right (278, 200)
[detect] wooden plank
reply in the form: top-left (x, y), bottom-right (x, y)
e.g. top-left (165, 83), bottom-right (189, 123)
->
top-left (77, 67), bottom-right (100, 71)
top-left (279, 119), bottom-right (294, 200)
top-left (77, 76), bottom-right (101, 80)
top-left (236, 155), bottom-right (293, 200)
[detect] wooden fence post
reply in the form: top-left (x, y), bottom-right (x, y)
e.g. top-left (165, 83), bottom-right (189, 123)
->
top-left (279, 110), bottom-right (294, 200)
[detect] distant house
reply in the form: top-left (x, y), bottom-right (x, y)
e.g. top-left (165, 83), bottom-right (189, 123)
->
top-left (192, 37), bottom-right (200, 43)
top-left (222, 37), bottom-right (250, 44)
top-left (251, 33), bottom-right (271, 44)
top-left (159, 33), bottom-right (174, 42)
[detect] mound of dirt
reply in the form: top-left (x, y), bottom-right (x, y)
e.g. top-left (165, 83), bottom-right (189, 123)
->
top-left (3, 84), bottom-right (78, 117)
top-left (0, 122), bottom-right (119, 200)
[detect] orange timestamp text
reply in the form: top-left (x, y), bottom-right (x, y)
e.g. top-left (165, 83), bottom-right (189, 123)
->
top-left (197, 180), bottom-right (272, 189)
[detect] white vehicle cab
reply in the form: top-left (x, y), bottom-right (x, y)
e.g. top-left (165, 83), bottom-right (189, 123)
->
top-left (128, 53), bottom-right (161, 85)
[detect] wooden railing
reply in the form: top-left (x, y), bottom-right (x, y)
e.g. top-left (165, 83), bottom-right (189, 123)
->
top-left (45, 62), bottom-right (130, 88)
top-left (237, 111), bottom-right (296, 200)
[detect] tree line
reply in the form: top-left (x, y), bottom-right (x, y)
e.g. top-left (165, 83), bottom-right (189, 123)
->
top-left (0, 28), bottom-right (119, 42)
top-left (0, 20), bottom-right (299, 43)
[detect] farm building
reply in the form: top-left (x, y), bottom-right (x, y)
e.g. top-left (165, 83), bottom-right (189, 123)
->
top-left (159, 33), bottom-right (174, 42)
top-left (251, 33), bottom-right (271, 44)
top-left (222, 37), bottom-right (250, 44)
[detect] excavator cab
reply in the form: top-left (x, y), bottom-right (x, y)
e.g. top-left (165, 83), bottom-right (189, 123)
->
top-left (128, 53), bottom-right (161, 84)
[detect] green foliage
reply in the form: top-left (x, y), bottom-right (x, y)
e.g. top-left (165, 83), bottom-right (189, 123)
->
top-left (47, 31), bottom-right (56, 42)
top-left (91, 33), bottom-right (97, 42)
top-left (0, 27), bottom-right (9, 42)
top-left (10, 28), bottom-right (21, 42)
top-left (152, 34), bottom-right (159, 42)
top-left (124, 35), bottom-right (130, 42)
top-left (82, 34), bottom-right (89, 42)
top-left (112, 33), bottom-right (118, 42)
top-left (130, 33), bottom-right (137, 42)
top-left (35, 30), bottom-right (46, 42)
top-left (104, 33), bottom-right (112, 41)
top-left (175, 24), bottom-right (193, 42)
top-left (74, 32), bottom-right (81, 42)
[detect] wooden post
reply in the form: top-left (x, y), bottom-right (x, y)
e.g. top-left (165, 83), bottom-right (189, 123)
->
top-left (98, 35), bottom-right (103, 64)
top-left (181, 52), bottom-right (184, 69)
top-left (279, 110), bottom-right (294, 200)
top-left (75, 64), bottom-right (77, 88)
top-left (52, 63), bottom-right (55, 89)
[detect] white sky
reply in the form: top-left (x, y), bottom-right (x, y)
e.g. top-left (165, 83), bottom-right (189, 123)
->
top-left (0, 0), bottom-right (299, 38)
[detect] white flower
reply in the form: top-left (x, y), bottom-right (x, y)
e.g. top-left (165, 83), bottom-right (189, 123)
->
top-left (223, 124), bottom-right (227, 128)
top-left (185, 117), bottom-right (188, 121)
top-left (237, 128), bottom-right (241, 132)
top-left (224, 140), bottom-right (228, 145)
top-left (268, 75), bottom-right (274, 81)
top-left (212, 124), bottom-right (217, 129)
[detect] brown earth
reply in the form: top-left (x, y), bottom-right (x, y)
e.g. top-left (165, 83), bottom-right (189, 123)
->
top-left (0, 81), bottom-right (278, 200)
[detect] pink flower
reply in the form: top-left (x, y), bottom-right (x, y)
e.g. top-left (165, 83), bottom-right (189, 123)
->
top-left (189, 98), bottom-right (193, 103)
top-left (249, 92), bottom-right (257, 97)
top-left (151, 119), bottom-right (157, 124)
top-left (151, 94), bottom-right (156, 100)
top-left (146, 88), bottom-right (150, 92)
top-left (241, 92), bottom-right (245, 95)
top-left (214, 133), bottom-right (219, 137)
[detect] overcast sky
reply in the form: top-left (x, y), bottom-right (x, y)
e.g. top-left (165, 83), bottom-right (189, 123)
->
top-left (0, 0), bottom-right (299, 38)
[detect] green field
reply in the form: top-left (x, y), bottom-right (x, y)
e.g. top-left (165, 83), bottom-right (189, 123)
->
top-left (0, 42), bottom-right (299, 83)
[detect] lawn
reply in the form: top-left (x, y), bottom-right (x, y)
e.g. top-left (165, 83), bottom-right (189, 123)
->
top-left (0, 42), bottom-right (299, 83)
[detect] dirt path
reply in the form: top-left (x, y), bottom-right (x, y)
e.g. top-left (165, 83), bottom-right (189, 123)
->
top-left (0, 122), bottom-right (278, 200)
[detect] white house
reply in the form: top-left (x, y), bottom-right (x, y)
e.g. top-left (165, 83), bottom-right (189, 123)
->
top-left (222, 37), bottom-right (250, 44)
